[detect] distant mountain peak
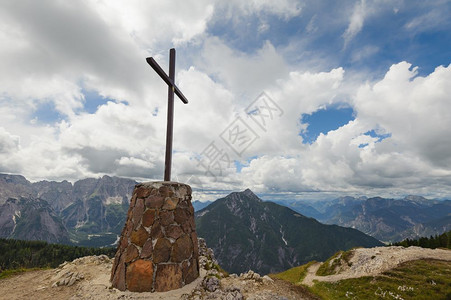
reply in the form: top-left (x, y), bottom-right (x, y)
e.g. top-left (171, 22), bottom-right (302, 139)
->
top-left (404, 195), bottom-right (427, 202)
top-left (196, 190), bottom-right (382, 274)
top-left (221, 188), bottom-right (262, 206)
top-left (242, 188), bottom-right (261, 201)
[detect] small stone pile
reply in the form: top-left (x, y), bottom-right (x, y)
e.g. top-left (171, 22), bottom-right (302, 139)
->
top-left (110, 182), bottom-right (199, 292)
top-left (52, 270), bottom-right (84, 287)
top-left (181, 238), bottom-right (244, 300)
top-left (52, 255), bottom-right (111, 287)
top-left (239, 270), bottom-right (274, 285)
top-left (198, 238), bottom-right (218, 269)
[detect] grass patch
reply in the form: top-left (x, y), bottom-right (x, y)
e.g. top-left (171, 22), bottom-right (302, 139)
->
top-left (0, 267), bottom-right (46, 280)
top-left (270, 261), bottom-right (317, 284)
top-left (310, 259), bottom-right (451, 300)
top-left (316, 250), bottom-right (343, 276)
top-left (316, 249), bottom-right (354, 276)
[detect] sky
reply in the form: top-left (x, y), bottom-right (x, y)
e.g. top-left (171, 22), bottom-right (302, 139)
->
top-left (0, 0), bottom-right (450, 202)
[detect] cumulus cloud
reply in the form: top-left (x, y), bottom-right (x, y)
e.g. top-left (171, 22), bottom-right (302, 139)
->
top-left (0, 1), bottom-right (148, 114)
top-left (0, 127), bottom-right (20, 154)
top-left (0, 0), bottom-right (217, 119)
top-left (242, 67), bottom-right (346, 157)
top-left (0, 0), bottom-right (450, 200)
top-left (236, 62), bottom-right (451, 197)
top-left (354, 62), bottom-right (451, 168)
top-left (0, 0), bottom-right (217, 182)
top-left (198, 38), bottom-right (289, 97)
top-left (86, 0), bottom-right (214, 47)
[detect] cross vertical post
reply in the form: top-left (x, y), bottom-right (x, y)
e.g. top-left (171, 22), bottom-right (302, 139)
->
top-left (146, 48), bottom-right (189, 182)
top-left (164, 49), bottom-right (176, 181)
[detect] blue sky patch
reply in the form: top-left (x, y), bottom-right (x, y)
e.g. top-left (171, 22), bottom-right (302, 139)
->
top-left (82, 89), bottom-right (110, 114)
top-left (31, 101), bottom-right (64, 124)
top-left (301, 106), bottom-right (355, 144)
top-left (30, 90), bottom-right (114, 125)
top-left (234, 156), bottom-right (258, 173)
top-left (207, 1), bottom-right (451, 78)
top-left (358, 143), bottom-right (368, 149)
top-left (234, 160), bottom-right (244, 173)
top-left (364, 129), bottom-right (391, 142)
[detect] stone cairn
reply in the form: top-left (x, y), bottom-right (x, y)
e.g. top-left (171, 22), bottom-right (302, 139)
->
top-left (110, 182), bottom-right (199, 292)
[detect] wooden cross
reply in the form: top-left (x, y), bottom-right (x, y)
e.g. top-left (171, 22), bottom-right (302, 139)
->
top-left (146, 48), bottom-right (188, 181)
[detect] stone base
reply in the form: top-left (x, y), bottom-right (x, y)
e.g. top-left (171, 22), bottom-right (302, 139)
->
top-left (110, 182), bottom-right (199, 292)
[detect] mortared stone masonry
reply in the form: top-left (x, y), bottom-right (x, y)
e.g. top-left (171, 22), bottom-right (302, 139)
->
top-left (110, 182), bottom-right (199, 292)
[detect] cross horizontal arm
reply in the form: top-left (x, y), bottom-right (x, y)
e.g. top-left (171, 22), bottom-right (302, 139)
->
top-left (146, 57), bottom-right (189, 104)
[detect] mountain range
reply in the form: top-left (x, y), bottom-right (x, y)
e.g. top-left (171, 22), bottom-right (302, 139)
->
top-left (1, 171), bottom-right (449, 256)
top-left (195, 189), bottom-right (382, 274)
top-left (274, 196), bottom-right (451, 243)
top-left (0, 173), bottom-right (136, 246)
top-left (192, 200), bottom-right (213, 212)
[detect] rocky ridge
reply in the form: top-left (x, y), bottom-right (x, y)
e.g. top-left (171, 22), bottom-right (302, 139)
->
top-left (0, 173), bottom-right (136, 245)
top-left (279, 195), bottom-right (451, 243)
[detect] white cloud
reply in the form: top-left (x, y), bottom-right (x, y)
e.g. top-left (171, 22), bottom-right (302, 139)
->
top-left (0, 124), bottom-right (83, 181)
top-left (199, 38), bottom-right (289, 97)
top-left (57, 101), bottom-right (166, 179)
top-left (241, 67), bottom-right (346, 157)
top-left (86, 0), bottom-right (214, 47)
top-left (0, 127), bottom-right (20, 154)
top-left (0, 0), bottom-right (217, 182)
top-left (354, 62), bottom-right (451, 168)
top-left (404, 7), bottom-right (450, 33)
top-left (343, 0), bottom-right (367, 48)
top-left (351, 45), bottom-right (379, 62)
top-left (216, 0), bottom-right (302, 20)
top-left (240, 62), bottom-right (451, 197)
top-left (0, 1), bottom-right (149, 111)
top-left (0, 0), bottom-right (450, 201)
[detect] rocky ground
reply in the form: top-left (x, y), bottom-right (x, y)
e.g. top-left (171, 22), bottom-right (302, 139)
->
top-left (0, 239), bottom-right (317, 300)
top-left (1, 243), bottom-right (448, 300)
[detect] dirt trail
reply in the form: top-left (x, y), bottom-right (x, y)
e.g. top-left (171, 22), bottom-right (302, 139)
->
top-left (302, 246), bottom-right (451, 287)
top-left (302, 262), bottom-right (321, 287)
top-left (0, 269), bottom-right (75, 300)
